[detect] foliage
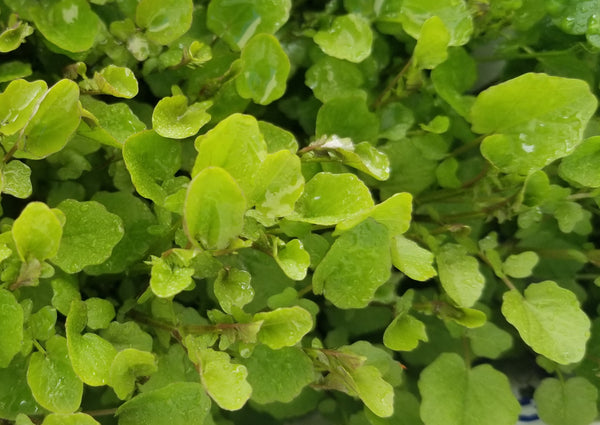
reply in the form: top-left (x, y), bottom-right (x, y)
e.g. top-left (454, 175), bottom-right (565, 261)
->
top-left (2, 1), bottom-right (600, 424)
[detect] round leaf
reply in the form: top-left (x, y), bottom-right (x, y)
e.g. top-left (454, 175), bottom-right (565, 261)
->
top-left (502, 281), bottom-right (591, 364)
top-left (253, 306), bottom-right (313, 349)
top-left (502, 251), bottom-right (539, 278)
top-left (192, 113), bottom-right (267, 196)
top-left (316, 95), bottom-right (379, 143)
top-left (213, 268), bottom-right (254, 314)
top-left (0, 79), bottom-right (47, 136)
top-left (242, 345), bottom-right (314, 404)
top-left (559, 135), bottom-right (600, 187)
top-left (314, 14), bottom-right (373, 63)
top-left (391, 235), bottom-right (437, 281)
top-left (18, 79), bottom-right (80, 160)
top-left (472, 73), bottom-right (597, 175)
top-left (206, 0), bottom-right (291, 50)
top-left (184, 167), bottom-right (246, 250)
top-left (27, 335), bottom-right (83, 414)
top-left (123, 130), bottom-right (182, 204)
top-left (41, 413), bottom-right (100, 425)
top-left (109, 349), bottom-right (158, 400)
top-left (236, 34), bottom-right (290, 105)
top-left (250, 149), bottom-right (304, 219)
top-left (292, 172), bottom-right (374, 225)
top-left (383, 314), bottom-right (428, 352)
top-left (436, 243), bottom-right (485, 307)
top-left (152, 95), bottom-right (211, 139)
top-left (149, 254), bottom-right (195, 299)
top-left (52, 200), bottom-right (124, 273)
top-left (313, 219), bottom-right (391, 309)
top-left (534, 377), bottom-right (598, 425)
top-left (418, 353), bottom-right (520, 425)
top-left (135, 0), bottom-right (193, 45)
top-left (0, 289), bottom-right (24, 367)
top-left (12, 202), bottom-right (63, 262)
top-left (194, 348), bottom-right (251, 411)
top-left (275, 239), bottom-right (310, 281)
top-left (31, 0), bottom-right (100, 52)
top-left (351, 365), bottom-right (394, 418)
top-left (116, 382), bottom-right (211, 425)
top-left (399, 0), bottom-right (473, 46)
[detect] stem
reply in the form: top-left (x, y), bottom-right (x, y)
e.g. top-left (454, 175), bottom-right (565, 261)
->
top-left (297, 284), bottom-right (313, 297)
top-left (448, 135), bottom-right (485, 158)
top-left (372, 59), bottom-right (412, 109)
top-left (3, 143), bottom-right (18, 163)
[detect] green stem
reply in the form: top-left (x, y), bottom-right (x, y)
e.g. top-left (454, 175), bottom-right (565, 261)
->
top-left (372, 58), bottom-right (412, 110)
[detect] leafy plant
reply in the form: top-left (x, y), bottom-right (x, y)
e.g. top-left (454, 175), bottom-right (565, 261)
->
top-left (2, 1), bottom-right (600, 425)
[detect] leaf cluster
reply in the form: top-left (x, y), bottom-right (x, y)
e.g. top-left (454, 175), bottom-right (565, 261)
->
top-left (1, 1), bottom-right (600, 425)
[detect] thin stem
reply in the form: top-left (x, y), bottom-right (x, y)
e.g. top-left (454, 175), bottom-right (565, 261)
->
top-left (297, 284), bottom-right (313, 297)
top-left (372, 59), bottom-right (412, 110)
top-left (3, 143), bottom-right (18, 163)
top-left (448, 135), bottom-right (485, 158)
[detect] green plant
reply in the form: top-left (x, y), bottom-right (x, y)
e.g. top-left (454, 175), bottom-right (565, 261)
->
top-left (2, 0), bottom-right (600, 424)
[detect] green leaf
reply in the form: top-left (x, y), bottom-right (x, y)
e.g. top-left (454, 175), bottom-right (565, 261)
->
top-left (206, 0), bottom-right (291, 50)
top-left (253, 306), bottom-right (313, 349)
top-left (29, 306), bottom-right (57, 341)
top-left (468, 322), bottom-right (513, 359)
top-left (135, 0), bottom-right (193, 45)
top-left (152, 95), bottom-right (211, 139)
top-left (100, 322), bottom-right (153, 352)
top-left (17, 79), bottom-right (80, 160)
top-left (502, 281), bottom-right (591, 364)
top-left (109, 349), bottom-right (158, 400)
top-left (0, 357), bottom-right (41, 420)
top-left (314, 14), bottom-right (373, 63)
top-left (30, 0), bottom-right (100, 52)
top-left (0, 289), bottom-right (24, 367)
top-left (383, 313), bottom-right (428, 351)
top-left (27, 335), bottom-right (83, 413)
top-left (292, 172), bottom-right (374, 225)
top-left (351, 365), bottom-right (394, 418)
top-left (86, 191), bottom-right (157, 275)
top-left (0, 60), bottom-right (32, 83)
top-left (472, 73), bottom-right (598, 175)
top-left (2, 160), bottom-right (32, 198)
top-left (274, 239), bottom-right (310, 281)
top-left (236, 34), bottom-right (290, 105)
top-left (184, 167), bottom-right (246, 250)
top-left (242, 345), bottom-right (314, 404)
top-left (413, 16), bottom-right (450, 70)
top-left (213, 267), bottom-right (254, 314)
top-left (259, 121), bottom-right (298, 153)
top-left (81, 65), bottom-right (139, 99)
top-left (149, 253), bottom-right (195, 299)
top-left (534, 377), bottom-right (598, 425)
top-left (502, 251), bottom-right (539, 278)
top-left (41, 413), bottom-right (100, 425)
top-left (391, 235), bottom-right (437, 281)
top-left (310, 136), bottom-right (390, 181)
top-left (84, 298), bottom-right (115, 330)
top-left (313, 219), bottom-right (391, 309)
top-left (305, 56), bottom-right (365, 103)
top-left (117, 382), bottom-right (211, 425)
top-left (399, 0), bottom-right (473, 46)
top-left (192, 113), bottom-right (267, 196)
top-left (316, 96), bottom-right (379, 143)
top-left (0, 17), bottom-right (33, 53)
top-left (436, 243), bottom-right (485, 307)
top-left (559, 135), bottom-right (600, 187)
top-left (336, 192), bottom-right (412, 236)
top-left (123, 130), bottom-right (182, 205)
top-left (66, 300), bottom-right (117, 386)
top-left (79, 96), bottom-right (146, 146)
top-left (0, 79), bottom-right (47, 136)
top-left (431, 47), bottom-right (478, 117)
top-left (52, 200), bottom-right (124, 273)
top-left (250, 149), bottom-right (304, 219)
top-left (12, 202), bottom-right (63, 262)
top-left (191, 347), bottom-right (251, 411)
top-left (418, 353), bottom-right (520, 425)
